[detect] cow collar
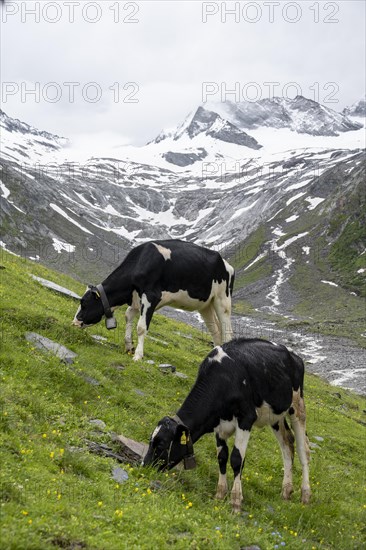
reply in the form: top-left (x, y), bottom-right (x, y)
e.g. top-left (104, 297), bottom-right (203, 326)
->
top-left (172, 414), bottom-right (196, 470)
top-left (94, 284), bottom-right (117, 330)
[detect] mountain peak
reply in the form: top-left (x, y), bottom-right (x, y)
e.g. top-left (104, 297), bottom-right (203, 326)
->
top-left (343, 99), bottom-right (366, 117)
top-left (216, 95), bottom-right (363, 136)
top-left (152, 105), bottom-right (262, 150)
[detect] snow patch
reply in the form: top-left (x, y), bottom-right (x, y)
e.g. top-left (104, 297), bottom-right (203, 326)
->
top-left (0, 180), bottom-right (10, 199)
top-left (285, 214), bottom-right (299, 223)
top-left (306, 197), bottom-right (325, 210)
top-left (50, 203), bottom-right (93, 235)
top-left (321, 280), bottom-right (339, 287)
top-left (244, 251), bottom-right (267, 271)
top-left (52, 238), bottom-right (76, 254)
top-left (287, 178), bottom-right (312, 191)
top-left (230, 200), bottom-right (259, 221)
top-left (286, 192), bottom-right (306, 206)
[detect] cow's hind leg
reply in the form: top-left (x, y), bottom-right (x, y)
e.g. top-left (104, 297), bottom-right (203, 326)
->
top-left (272, 418), bottom-right (294, 500)
top-left (134, 293), bottom-right (158, 361)
top-left (289, 390), bottom-right (311, 504)
top-left (200, 303), bottom-right (221, 346)
top-left (215, 433), bottom-right (229, 500)
top-left (212, 291), bottom-right (233, 344)
top-left (230, 426), bottom-right (251, 513)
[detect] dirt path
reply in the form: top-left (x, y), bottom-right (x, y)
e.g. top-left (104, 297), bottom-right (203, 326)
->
top-left (159, 307), bottom-right (366, 396)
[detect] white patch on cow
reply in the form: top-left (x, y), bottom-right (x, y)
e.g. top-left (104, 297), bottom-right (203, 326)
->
top-left (151, 425), bottom-right (162, 440)
top-left (254, 401), bottom-right (286, 428)
top-left (209, 346), bottom-right (230, 364)
top-left (72, 305), bottom-right (82, 327)
top-left (134, 293), bottom-right (151, 360)
top-left (158, 289), bottom-right (207, 311)
top-left (153, 243), bottom-right (172, 261)
top-left (215, 418), bottom-right (237, 440)
top-left (234, 428), bottom-right (251, 461)
top-left (223, 259), bottom-right (235, 279)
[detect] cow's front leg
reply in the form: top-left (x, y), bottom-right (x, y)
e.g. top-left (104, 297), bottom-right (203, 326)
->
top-left (125, 305), bottom-right (139, 353)
top-left (215, 434), bottom-right (229, 500)
top-left (230, 427), bottom-right (251, 513)
top-left (133, 293), bottom-right (157, 361)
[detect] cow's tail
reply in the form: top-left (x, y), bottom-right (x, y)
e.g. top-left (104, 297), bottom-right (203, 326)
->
top-left (223, 259), bottom-right (235, 298)
top-left (290, 350), bottom-right (305, 397)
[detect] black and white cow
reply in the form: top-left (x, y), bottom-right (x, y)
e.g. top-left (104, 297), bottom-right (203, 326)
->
top-left (143, 338), bottom-right (311, 512)
top-left (73, 239), bottom-right (235, 360)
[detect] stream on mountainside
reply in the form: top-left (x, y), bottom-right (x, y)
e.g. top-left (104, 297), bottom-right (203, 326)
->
top-left (159, 307), bottom-right (366, 396)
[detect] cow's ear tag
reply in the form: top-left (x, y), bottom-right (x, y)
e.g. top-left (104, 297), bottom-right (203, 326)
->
top-left (180, 432), bottom-right (187, 445)
top-left (95, 290), bottom-right (100, 298)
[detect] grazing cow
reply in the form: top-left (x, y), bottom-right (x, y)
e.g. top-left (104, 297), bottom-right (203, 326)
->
top-left (73, 239), bottom-right (234, 360)
top-left (143, 338), bottom-right (311, 512)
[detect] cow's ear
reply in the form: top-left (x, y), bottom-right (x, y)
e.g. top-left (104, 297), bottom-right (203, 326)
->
top-left (88, 285), bottom-right (100, 299)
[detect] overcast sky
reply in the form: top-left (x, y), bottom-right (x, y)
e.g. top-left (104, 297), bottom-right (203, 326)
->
top-left (1, 0), bottom-right (365, 147)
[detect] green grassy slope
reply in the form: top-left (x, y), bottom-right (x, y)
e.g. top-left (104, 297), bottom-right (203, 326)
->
top-left (1, 251), bottom-right (365, 549)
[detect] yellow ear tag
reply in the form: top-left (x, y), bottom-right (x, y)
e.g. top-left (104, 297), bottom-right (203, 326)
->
top-left (180, 433), bottom-right (187, 445)
top-left (95, 291), bottom-right (100, 298)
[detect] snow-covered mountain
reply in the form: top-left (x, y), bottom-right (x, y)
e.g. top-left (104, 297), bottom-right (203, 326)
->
top-left (1, 98), bottom-right (365, 312)
top-left (212, 95), bottom-right (362, 135)
top-left (343, 98), bottom-right (366, 118)
top-left (0, 109), bottom-right (68, 163)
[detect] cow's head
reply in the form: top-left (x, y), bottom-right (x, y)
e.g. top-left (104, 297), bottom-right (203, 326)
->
top-left (72, 285), bottom-right (104, 328)
top-left (143, 416), bottom-right (196, 471)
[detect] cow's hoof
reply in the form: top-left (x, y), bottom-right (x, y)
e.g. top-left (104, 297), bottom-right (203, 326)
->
top-left (231, 501), bottom-right (242, 514)
top-left (282, 484), bottom-right (293, 501)
top-left (301, 489), bottom-right (311, 504)
top-left (215, 488), bottom-right (228, 500)
top-left (125, 346), bottom-right (135, 354)
top-left (133, 354), bottom-right (143, 361)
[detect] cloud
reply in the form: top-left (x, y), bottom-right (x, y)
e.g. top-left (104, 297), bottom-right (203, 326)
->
top-left (1, 0), bottom-right (365, 145)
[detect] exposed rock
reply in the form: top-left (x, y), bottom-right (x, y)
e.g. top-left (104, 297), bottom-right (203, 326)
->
top-left (79, 373), bottom-right (100, 386)
top-left (112, 466), bottom-right (129, 483)
top-left (149, 480), bottom-right (163, 491)
top-left (86, 441), bottom-right (128, 463)
top-left (112, 434), bottom-right (148, 462)
top-left (111, 364), bottom-right (126, 371)
top-left (174, 371), bottom-right (188, 380)
top-left (343, 99), bottom-right (366, 117)
top-left (176, 106), bottom-right (262, 148)
top-left (163, 148), bottom-right (208, 167)
top-left (147, 335), bottom-right (169, 346)
top-left (31, 275), bottom-right (81, 300)
top-left (91, 335), bottom-right (108, 343)
top-left (89, 419), bottom-right (106, 430)
top-left (25, 332), bottom-right (77, 364)
top-left (174, 331), bottom-right (193, 340)
top-left (159, 363), bottom-right (176, 373)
